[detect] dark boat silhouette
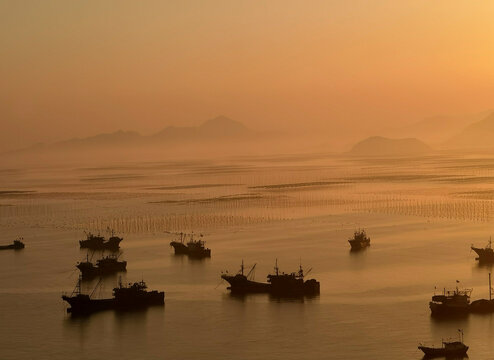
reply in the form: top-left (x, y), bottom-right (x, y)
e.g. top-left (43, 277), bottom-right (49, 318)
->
top-left (470, 272), bottom-right (494, 313)
top-left (222, 260), bottom-right (320, 297)
top-left (418, 329), bottom-right (468, 358)
top-left (79, 230), bottom-right (122, 251)
top-left (170, 232), bottom-right (211, 258)
top-left (429, 283), bottom-right (471, 317)
top-left (0, 238), bottom-right (25, 250)
top-left (268, 260), bottom-right (320, 296)
top-left (76, 253), bottom-right (127, 279)
top-left (348, 229), bottom-right (370, 251)
top-left (471, 238), bottom-right (494, 263)
top-left (62, 277), bottom-right (164, 315)
top-left (221, 261), bottom-right (270, 294)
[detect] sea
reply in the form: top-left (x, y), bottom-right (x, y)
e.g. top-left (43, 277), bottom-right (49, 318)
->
top-left (1, 153), bottom-right (494, 359)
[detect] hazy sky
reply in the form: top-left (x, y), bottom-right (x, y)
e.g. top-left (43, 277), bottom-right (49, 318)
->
top-left (1, 1), bottom-right (494, 152)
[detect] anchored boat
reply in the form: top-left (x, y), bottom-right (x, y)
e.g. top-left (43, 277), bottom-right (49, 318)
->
top-left (429, 283), bottom-right (472, 317)
top-left (79, 230), bottom-right (123, 251)
top-left (470, 272), bottom-right (494, 313)
top-left (221, 261), bottom-right (270, 294)
top-left (348, 229), bottom-right (370, 251)
top-left (471, 238), bottom-right (494, 263)
top-left (0, 238), bottom-right (25, 250)
top-left (76, 253), bottom-right (127, 279)
top-left (170, 232), bottom-right (211, 258)
top-left (62, 277), bottom-right (164, 315)
top-left (418, 330), bottom-right (468, 358)
top-left (222, 260), bottom-right (320, 297)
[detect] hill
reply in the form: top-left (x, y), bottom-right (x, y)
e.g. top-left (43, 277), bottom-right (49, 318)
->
top-left (349, 136), bottom-right (432, 156)
top-left (444, 112), bottom-right (494, 149)
top-left (6, 116), bottom-right (255, 155)
top-left (152, 115), bottom-right (254, 141)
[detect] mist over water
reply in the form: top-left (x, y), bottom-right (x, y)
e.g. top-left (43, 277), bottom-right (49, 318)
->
top-left (1, 153), bottom-right (494, 359)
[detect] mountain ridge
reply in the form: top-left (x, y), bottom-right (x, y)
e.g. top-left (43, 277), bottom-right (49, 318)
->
top-left (5, 116), bottom-right (255, 155)
top-left (349, 136), bottom-right (432, 156)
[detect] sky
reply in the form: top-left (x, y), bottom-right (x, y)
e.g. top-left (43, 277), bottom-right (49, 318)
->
top-left (1, 0), bottom-right (494, 152)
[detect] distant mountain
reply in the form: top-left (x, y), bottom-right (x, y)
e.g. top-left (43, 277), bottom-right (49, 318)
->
top-left (385, 110), bottom-right (492, 144)
top-left (444, 112), bottom-right (494, 149)
top-left (349, 136), bottom-right (432, 156)
top-left (57, 130), bottom-right (142, 147)
top-left (152, 115), bottom-right (254, 141)
top-left (4, 116), bottom-right (256, 155)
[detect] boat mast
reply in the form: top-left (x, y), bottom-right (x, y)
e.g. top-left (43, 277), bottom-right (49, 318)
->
top-left (72, 275), bottom-right (82, 296)
top-left (490, 273), bottom-right (492, 301)
top-left (274, 259), bottom-right (279, 276)
top-left (241, 259), bottom-right (244, 276)
top-left (246, 263), bottom-right (257, 280)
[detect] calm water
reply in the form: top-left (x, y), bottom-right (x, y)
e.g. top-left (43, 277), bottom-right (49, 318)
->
top-left (1, 153), bottom-right (494, 359)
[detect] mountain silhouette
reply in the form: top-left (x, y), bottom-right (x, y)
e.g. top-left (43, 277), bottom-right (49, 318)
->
top-left (444, 112), bottom-right (494, 149)
top-left (350, 136), bottom-right (432, 156)
top-left (7, 116), bottom-right (255, 155)
top-left (152, 115), bottom-right (253, 141)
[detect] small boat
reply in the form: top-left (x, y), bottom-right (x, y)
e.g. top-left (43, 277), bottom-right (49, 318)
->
top-left (76, 253), bottom-right (127, 279)
top-left (471, 238), bottom-right (494, 263)
top-left (222, 259), bottom-right (320, 297)
top-left (62, 277), bottom-right (114, 315)
top-left (418, 329), bottom-right (468, 358)
top-left (79, 230), bottom-right (123, 251)
top-left (348, 229), bottom-right (370, 250)
top-left (470, 272), bottom-right (494, 313)
top-left (267, 260), bottom-right (320, 296)
top-left (429, 283), bottom-right (472, 317)
top-left (170, 232), bottom-right (211, 258)
top-left (221, 261), bottom-right (271, 294)
top-left (0, 238), bottom-right (25, 250)
top-left (62, 276), bottom-right (164, 315)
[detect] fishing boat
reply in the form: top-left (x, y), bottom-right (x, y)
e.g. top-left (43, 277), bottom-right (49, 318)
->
top-left (471, 238), bottom-right (494, 263)
top-left (62, 276), bottom-right (164, 315)
top-left (76, 253), bottom-right (127, 279)
top-left (418, 329), bottom-right (468, 358)
top-left (62, 277), bottom-right (114, 315)
top-left (348, 229), bottom-right (370, 250)
top-left (79, 230), bottom-right (123, 251)
top-left (470, 272), bottom-right (494, 313)
top-left (170, 232), bottom-right (211, 258)
top-left (0, 238), bottom-right (25, 250)
top-left (222, 260), bottom-right (320, 297)
top-left (267, 260), bottom-right (320, 296)
top-left (429, 282), bottom-right (472, 317)
top-left (221, 260), bottom-right (270, 294)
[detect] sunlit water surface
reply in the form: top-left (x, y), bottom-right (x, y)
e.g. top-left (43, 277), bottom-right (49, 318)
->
top-left (2, 154), bottom-right (494, 359)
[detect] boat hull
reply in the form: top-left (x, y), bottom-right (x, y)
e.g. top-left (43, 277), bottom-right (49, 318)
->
top-left (170, 241), bottom-right (211, 258)
top-left (418, 345), bottom-right (468, 358)
top-left (62, 291), bottom-right (165, 316)
top-left (222, 274), bottom-right (320, 296)
top-left (222, 274), bottom-right (271, 294)
top-left (348, 239), bottom-right (370, 250)
top-left (470, 299), bottom-right (494, 313)
top-left (62, 294), bottom-right (115, 315)
top-left (429, 302), bottom-right (469, 317)
top-left (80, 237), bottom-right (122, 250)
top-left (471, 246), bottom-right (494, 263)
top-left (0, 242), bottom-right (25, 250)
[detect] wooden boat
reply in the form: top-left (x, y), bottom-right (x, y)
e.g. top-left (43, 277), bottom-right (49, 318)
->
top-left (418, 330), bottom-right (468, 358)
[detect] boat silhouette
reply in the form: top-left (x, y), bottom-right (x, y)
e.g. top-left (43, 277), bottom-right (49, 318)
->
top-left (222, 259), bottom-right (320, 297)
top-left (62, 276), bottom-right (164, 316)
top-left (0, 237), bottom-right (25, 250)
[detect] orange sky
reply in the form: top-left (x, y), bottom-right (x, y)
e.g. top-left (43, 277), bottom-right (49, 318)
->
top-left (1, 1), bottom-right (494, 152)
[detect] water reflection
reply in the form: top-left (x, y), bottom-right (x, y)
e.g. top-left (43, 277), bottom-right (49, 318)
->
top-left (222, 291), bottom-right (320, 304)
